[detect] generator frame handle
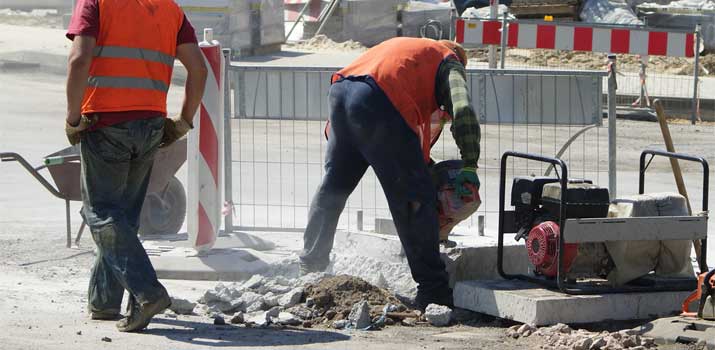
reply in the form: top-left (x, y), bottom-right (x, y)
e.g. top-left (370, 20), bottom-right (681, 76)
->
top-left (497, 151), bottom-right (569, 290)
top-left (639, 149), bottom-right (709, 273)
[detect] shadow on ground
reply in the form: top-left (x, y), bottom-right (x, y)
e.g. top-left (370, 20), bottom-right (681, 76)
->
top-left (146, 317), bottom-right (351, 347)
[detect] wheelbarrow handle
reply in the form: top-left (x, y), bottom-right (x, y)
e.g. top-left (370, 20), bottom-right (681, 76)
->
top-left (0, 152), bottom-right (65, 199)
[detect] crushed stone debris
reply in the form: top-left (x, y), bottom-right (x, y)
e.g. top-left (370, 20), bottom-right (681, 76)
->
top-left (286, 35), bottom-right (366, 52)
top-left (506, 323), bottom-right (657, 350)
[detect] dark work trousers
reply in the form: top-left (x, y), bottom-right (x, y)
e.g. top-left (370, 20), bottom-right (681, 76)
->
top-left (300, 77), bottom-right (450, 299)
top-left (81, 118), bottom-right (168, 313)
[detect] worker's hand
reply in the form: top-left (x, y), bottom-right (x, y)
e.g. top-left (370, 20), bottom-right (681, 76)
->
top-left (455, 167), bottom-right (480, 197)
top-left (161, 116), bottom-right (193, 148)
top-left (65, 115), bottom-right (97, 145)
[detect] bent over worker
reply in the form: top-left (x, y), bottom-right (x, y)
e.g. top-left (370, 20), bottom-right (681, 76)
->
top-left (65, 0), bottom-right (208, 332)
top-left (300, 38), bottom-right (481, 309)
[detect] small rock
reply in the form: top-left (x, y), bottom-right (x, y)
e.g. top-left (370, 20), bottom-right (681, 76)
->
top-left (590, 337), bottom-right (607, 350)
top-left (278, 288), bottom-right (304, 308)
top-left (266, 306), bottom-right (281, 319)
top-left (240, 292), bottom-right (266, 313)
top-left (244, 311), bottom-right (271, 327)
top-left (230, 312), bottom-right (245, 324)
top-left (170, 297), bottom-right (197, 315)
top-left (263, 292), bottom-right (279, 308)
top-left (213, 316), bottom-right (226, 325)
top-left (574, 337), bottom-right (593, 350)
top-left (640, 337), bottom-right (655, 347)
top-left (325, 310), bottom-right (337, 320)
top-left (385, 317), bottom-right (395, 326)
top-left (285, 305), bottom-right (314, 320)
top-left (551, 323), bottom-right (572, 334)
top-left (333, 319), bottom-right (349, 329)
top-left (76, 331), bottom-right (82, 336)
top-left (101, 337), bottom-right (112, 343)
top-left (275, 312), bottom-right (302, 326)
top-left (302, 320), bottom-right (313, 328)
top-left (518, 324), bottom-right (536, 336)
top-left (425, 304), bottom-right (452, 327)
top-left (402, 318), bottom-right (417, 327)
top-left (348, 300), bottom-right (372, 329)
top-left (242, 275), bottom-right (265, 290)
top-left (163, 309), bottom-right (178, 318)
top-left (305, 298), bottom-right (315, 308)
top-left (522, 329), bottom-right (533, 337)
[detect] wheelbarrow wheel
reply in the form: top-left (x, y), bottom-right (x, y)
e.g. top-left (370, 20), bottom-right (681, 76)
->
top-left (139, 176), bottom-right (186, 236)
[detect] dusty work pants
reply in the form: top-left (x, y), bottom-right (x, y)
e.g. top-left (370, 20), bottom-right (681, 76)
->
top-left (300, 77), bottom-right (451, 302)
top-left (80, 118), bottom-right (168, 313)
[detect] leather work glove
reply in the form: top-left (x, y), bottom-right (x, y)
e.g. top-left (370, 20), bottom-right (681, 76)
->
top-left (161, 116), bottom-right (193, 148)
top-left (65, 115), bottom-right (97, 145)
top-left (454, 167), bottom-right (480, 197)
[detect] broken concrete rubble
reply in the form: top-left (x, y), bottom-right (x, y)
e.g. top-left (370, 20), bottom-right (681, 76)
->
top-left (424, 304), bottom-right (452, 327)
top-left (169, 297), bottom-right (196, 315)
top-left (505, 322), bottom-right (658, 350)
top-left (348, 300), bottom-right (371, 329)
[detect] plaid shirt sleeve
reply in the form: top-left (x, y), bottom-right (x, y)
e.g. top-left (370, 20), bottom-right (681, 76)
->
top-left (435, 59), bottom-right (481, 168)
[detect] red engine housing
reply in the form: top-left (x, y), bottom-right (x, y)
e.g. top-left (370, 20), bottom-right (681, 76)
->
top-left (526, 221), bottom-right (578, 277)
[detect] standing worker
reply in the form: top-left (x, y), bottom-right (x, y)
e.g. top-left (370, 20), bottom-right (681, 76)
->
top-left (65, 0), bottom-right (208, 332)
top-left (300, 38), bottom-right (481, 309)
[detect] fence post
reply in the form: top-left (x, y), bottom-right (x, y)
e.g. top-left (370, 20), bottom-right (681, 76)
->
top-left (692, 24), bottom-right (701, 125)
top-left (223, 48), bottom-right (233, 233)
top-left (500, 12), bottom-right (508, 69)
top-left (488, 0), bottom-right (498, 68)
top-left (639, 56), bottom-right (647, 108)
top-left (608, 54), bottom-right (618, 199)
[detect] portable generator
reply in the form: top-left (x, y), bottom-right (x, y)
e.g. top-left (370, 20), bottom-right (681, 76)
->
top-left (510, 176), bottom-right (613, 279)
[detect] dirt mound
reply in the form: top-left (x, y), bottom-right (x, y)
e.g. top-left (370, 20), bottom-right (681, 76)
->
top-left (287, 35), bottom-right (367, 52)
top-left (304, 275), bottom-right (408, 318)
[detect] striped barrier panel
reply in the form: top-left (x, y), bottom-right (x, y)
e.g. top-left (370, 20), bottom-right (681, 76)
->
top-left (188, 28), bottom-right (225, 252)
top-left (455, 19), bottom-right (696, 57)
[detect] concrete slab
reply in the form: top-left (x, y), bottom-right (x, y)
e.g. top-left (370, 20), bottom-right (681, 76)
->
top-left (143, 231), bottom-right (290, 281)
top-left (636, 316), bottom-right (715, 349)
top-left (454, 279), bottom-right (691, 326)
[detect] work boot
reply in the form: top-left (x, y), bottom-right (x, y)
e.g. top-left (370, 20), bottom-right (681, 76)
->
top-left (416, 288), bottom-right (454, 311)
top-left (89, 309), bottom-right (121, 320)
top-left (299, 261), bottom-right (326, 276)
top-left (116, 291), bottom-right (171, 332)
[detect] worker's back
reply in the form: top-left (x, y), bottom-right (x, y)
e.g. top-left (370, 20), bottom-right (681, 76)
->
top-left (83, 0), bottom-right (185, 115)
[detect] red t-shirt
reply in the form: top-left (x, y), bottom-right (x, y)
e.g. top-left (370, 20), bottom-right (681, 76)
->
top-left (66, 0), bottom-right (198, 129)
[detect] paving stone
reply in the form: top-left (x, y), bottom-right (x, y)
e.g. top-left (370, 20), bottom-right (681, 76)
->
top-left (454, 280), bottom-right (692, 326)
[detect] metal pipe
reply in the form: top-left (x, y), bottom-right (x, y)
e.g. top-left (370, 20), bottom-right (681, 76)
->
top-left (607, 54), bottom-right (618, 199)
top-left (500, 12), bottom-right (508, 69)
top-left (223, 48), bottom-right (234, 233)
top-left (286, 0), bottom-right (312, 41)
top-left (693, 24), bottom-right (701, 124)
top-left (315, 0), bottom-right (341, 37)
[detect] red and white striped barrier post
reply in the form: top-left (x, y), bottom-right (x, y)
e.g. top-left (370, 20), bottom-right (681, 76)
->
top-left (456, 19), bottom-right (696, 58)
top-left (188, 28), bottom-right (225, 252)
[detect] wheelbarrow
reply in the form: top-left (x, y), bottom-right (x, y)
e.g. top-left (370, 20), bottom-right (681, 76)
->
top-left (0, 138), bottom-right (188, 248)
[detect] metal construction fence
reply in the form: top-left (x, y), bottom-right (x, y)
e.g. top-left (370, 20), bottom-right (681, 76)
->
top-left (222, 59), bottom-right (616, 236)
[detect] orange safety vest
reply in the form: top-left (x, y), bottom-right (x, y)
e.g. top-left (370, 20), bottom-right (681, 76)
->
top-left (81, 0), bottom-right (184, 115)
top-left (332, 37), bottom-right (458, 163)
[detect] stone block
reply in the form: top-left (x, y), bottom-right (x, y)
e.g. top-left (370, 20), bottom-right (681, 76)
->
top-left (454, 279), bottom-right (691, 326)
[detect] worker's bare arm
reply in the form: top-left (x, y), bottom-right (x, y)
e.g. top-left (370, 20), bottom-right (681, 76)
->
top-left (66, 35), bottom-right (96, 126)
top-left (176, 43), bottom-right (208, 124)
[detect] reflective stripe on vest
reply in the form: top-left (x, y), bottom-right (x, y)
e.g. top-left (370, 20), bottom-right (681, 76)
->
top-left (93, 46), bottom-right (175, 67)
top-left (88, 76), bottom-right (169, 92)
